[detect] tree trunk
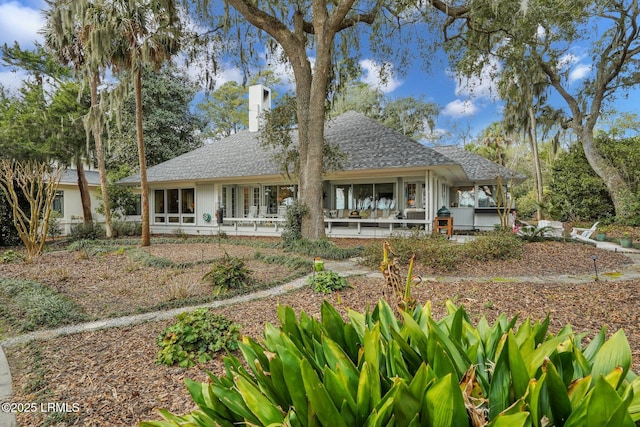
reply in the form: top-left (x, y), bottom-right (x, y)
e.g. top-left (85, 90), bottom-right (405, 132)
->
top-left (90, 73), bottom-right (113, 238)
top-left (527, 108), bottom-right (544, 220)
top-left (75, 161), bottom-right (93, 224)
top-left (135, 69), bottom-right (151, 246)
top-left (579, 126), bottom-right (633, 219)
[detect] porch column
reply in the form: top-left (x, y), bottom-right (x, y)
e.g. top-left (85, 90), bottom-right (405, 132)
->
top-left (426, 170), bottom-right (433, 231)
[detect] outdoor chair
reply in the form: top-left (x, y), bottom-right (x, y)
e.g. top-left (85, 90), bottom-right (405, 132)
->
top-left (259, 206), bottom-right (268, 218)
top-left (570, 222), bottom-right (599, 241)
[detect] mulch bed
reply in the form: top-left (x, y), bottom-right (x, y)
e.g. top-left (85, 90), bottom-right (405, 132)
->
top-left (2, 239), bottom-right (639, 426)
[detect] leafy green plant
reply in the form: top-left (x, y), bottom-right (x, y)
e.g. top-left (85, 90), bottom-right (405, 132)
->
top-left (307, 270), bottom-right (349, 293)
top-left (112, 220), bottom-right (141, 237)
top-left (68, 221), bottom-right (106, 241)
top-left (47, 210), bottom-right (63, 240)
top-left (283, 238), bottom-right (362, 260)
top-left (203, 253), bottom-right (251, 292)
top-left (155, 308), bottom-right (240, 368)
top-left (1, 249), bottom-right (25, 263)
top-left (143, 299), bottom-right (640, 427)
top-left (254, 252), bottom-right (313, 270)
top-left (517, 225), bottom-right (554, 242)
top-left (0, 278), bottom-right (87, 331)
top-left (281, 200), bottom-right (308, 245)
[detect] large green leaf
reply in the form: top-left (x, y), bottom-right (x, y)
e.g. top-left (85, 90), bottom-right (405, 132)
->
top-left (486, 412), bottom-right (531, 427)
top-left (392, 380), bottom-right (422, 427)
top-left (301, 358), bottom-right (349, 427)
top-left (507, 331), bottom-right (530, 399)
top-left (489, 334), bottom-right (511, 419)
top-left (591, 329), bottom-right (632, 389)
top-left (543, 359), bottom-right (572, 426)
top-left (357, 361), bottom-right (380, 424)
top-left (623, 376), bottom-right (640, 422)
top-left (277, 345), bottom-right (309, 423)
top-left (424, 373), bottom-right (467, 427)
top-left (235, 374), bottom-right (285, 425)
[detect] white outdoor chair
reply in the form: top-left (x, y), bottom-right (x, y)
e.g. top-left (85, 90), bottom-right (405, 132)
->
top-left (259, 206), bottom-right (268, 218)
top-left (571, 222), bottom-right (599, 241)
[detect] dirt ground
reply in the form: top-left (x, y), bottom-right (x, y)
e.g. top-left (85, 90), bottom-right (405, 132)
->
top-left (2, 238), bottom-right (639, 426)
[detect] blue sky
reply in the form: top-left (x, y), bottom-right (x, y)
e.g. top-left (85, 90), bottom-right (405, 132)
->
top-left (1, 0), bottom-right (636, 145)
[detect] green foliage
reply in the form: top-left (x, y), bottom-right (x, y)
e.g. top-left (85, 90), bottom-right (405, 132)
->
top-left (280, 200), bottom-right (308, 245)
top-left (96, 165), bottom-right (141, 220)
top-left (203, 253), bottom-right (251, 291)
top-left (517, 225), bottom-right (555, 242)
top-left (362, 231), bottom-right (523, 272)
top-left (548, 143), bottom-right (615, 222)
top-left (253, 252), bottom-right (313, 270)
top-left (464, 230), bottom-right (524, 261)
top-left (307, 270), bottom-right (349, 293)
top-left (0, 278), bottom-right (87, 331)
top-left (1, 249), bottom-right (25, 264)
top-left (155, 308), bottom-right (240, 368)
top-left (143, 299), bottom-right (640, 426)
top-left (111, 220), bottom-right (141, 237)
top-left (106, 67), bottom-right (204, 169)
top-left (47, 210), bottom-right (63, 240)
top-left (68, 221), bottom-right (106, 241)
top-left (128, 249), bottom-right (175, 268)
top-left (283, 237), bottom-right (361, 260)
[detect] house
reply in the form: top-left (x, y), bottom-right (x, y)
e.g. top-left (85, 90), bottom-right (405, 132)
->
top-left (119, 85), bottom-right (522, 237)
top-left (54, 168), bottom-right (104, 235)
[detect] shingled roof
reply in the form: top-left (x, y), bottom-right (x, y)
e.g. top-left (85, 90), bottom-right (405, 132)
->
top-left (431, 145), bottom-right (525, 182)
top-left (119, 111), bottom-right (458, 184)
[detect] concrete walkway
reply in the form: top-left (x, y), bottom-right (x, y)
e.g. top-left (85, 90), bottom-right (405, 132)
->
top-left (0, 242), bottom-right (638, 426)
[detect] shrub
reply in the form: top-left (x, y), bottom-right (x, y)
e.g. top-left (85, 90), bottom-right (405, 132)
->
top-left (463, 230), bottom-right (524, 261)
top-left (203, 253), bottom-right (251, 291)
top-left (0, 278), bottom-right (87, 331)
top-left (307, 270), bottom-right (349, 293)
top-left (143, 299), bottom-right (640, 427)
top-left (112, 220), bottom-right (141, 237)
top-left (68, 221), bottom-right (106, 241)
top-left (155, 308), bottom-right (240, 368)
top-left (283, 238), bottom-right (361, 260)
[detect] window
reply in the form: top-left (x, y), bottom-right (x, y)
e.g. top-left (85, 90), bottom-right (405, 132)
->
top-left (406, 183), bottom-right (416, 207)
top-left (455, 186), bottom-right (475, 208)
top-left (154, 190), bottom-right (165, 222)
top-left (153, 188), bottom-right (195, 224)
top-left (53, 191), bottom-right (64, 215)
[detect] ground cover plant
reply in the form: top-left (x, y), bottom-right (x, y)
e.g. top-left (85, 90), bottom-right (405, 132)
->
top-left (156, 308), bottom-right (240, 368)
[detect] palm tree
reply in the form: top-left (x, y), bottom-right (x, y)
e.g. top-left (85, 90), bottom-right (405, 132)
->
top-left (43, 0), bottom-right (114, 237)
top-left (107, 0), bottom-right (181, 246)
top-left (47, 0), bottom-right (181, 245)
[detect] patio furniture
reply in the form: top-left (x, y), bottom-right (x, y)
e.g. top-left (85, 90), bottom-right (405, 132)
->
top-left (571, 222), bottom-right (599, 241)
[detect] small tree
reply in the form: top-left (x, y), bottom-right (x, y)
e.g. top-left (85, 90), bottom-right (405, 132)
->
top-left (0, 160), bottom-right (64, 260)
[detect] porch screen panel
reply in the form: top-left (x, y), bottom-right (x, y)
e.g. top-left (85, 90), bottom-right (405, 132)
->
top-left (154, 190), bottom-right (165, 223)
top-left (167, 189), bottom-right (179, 223)
top-left (182, 188), bottom-right (195, 223)
top-left (353, 184), bottom-right (373, 210)
top-left (375, 183), bottom-right (395, 210)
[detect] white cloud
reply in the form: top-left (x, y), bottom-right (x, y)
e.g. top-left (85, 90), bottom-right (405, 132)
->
top-left (359, 59), bottom-right (402, 94)
top-left (451, 57), bottom-right (501, 101)
top-left (557, 53), bottom-right (579, 70)
top-left (0, 1), bottom-right (44, 47)
top-left (441, 99), bottom-right (477, 118)
top-left (569, 63), bottom-right (591, 83)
